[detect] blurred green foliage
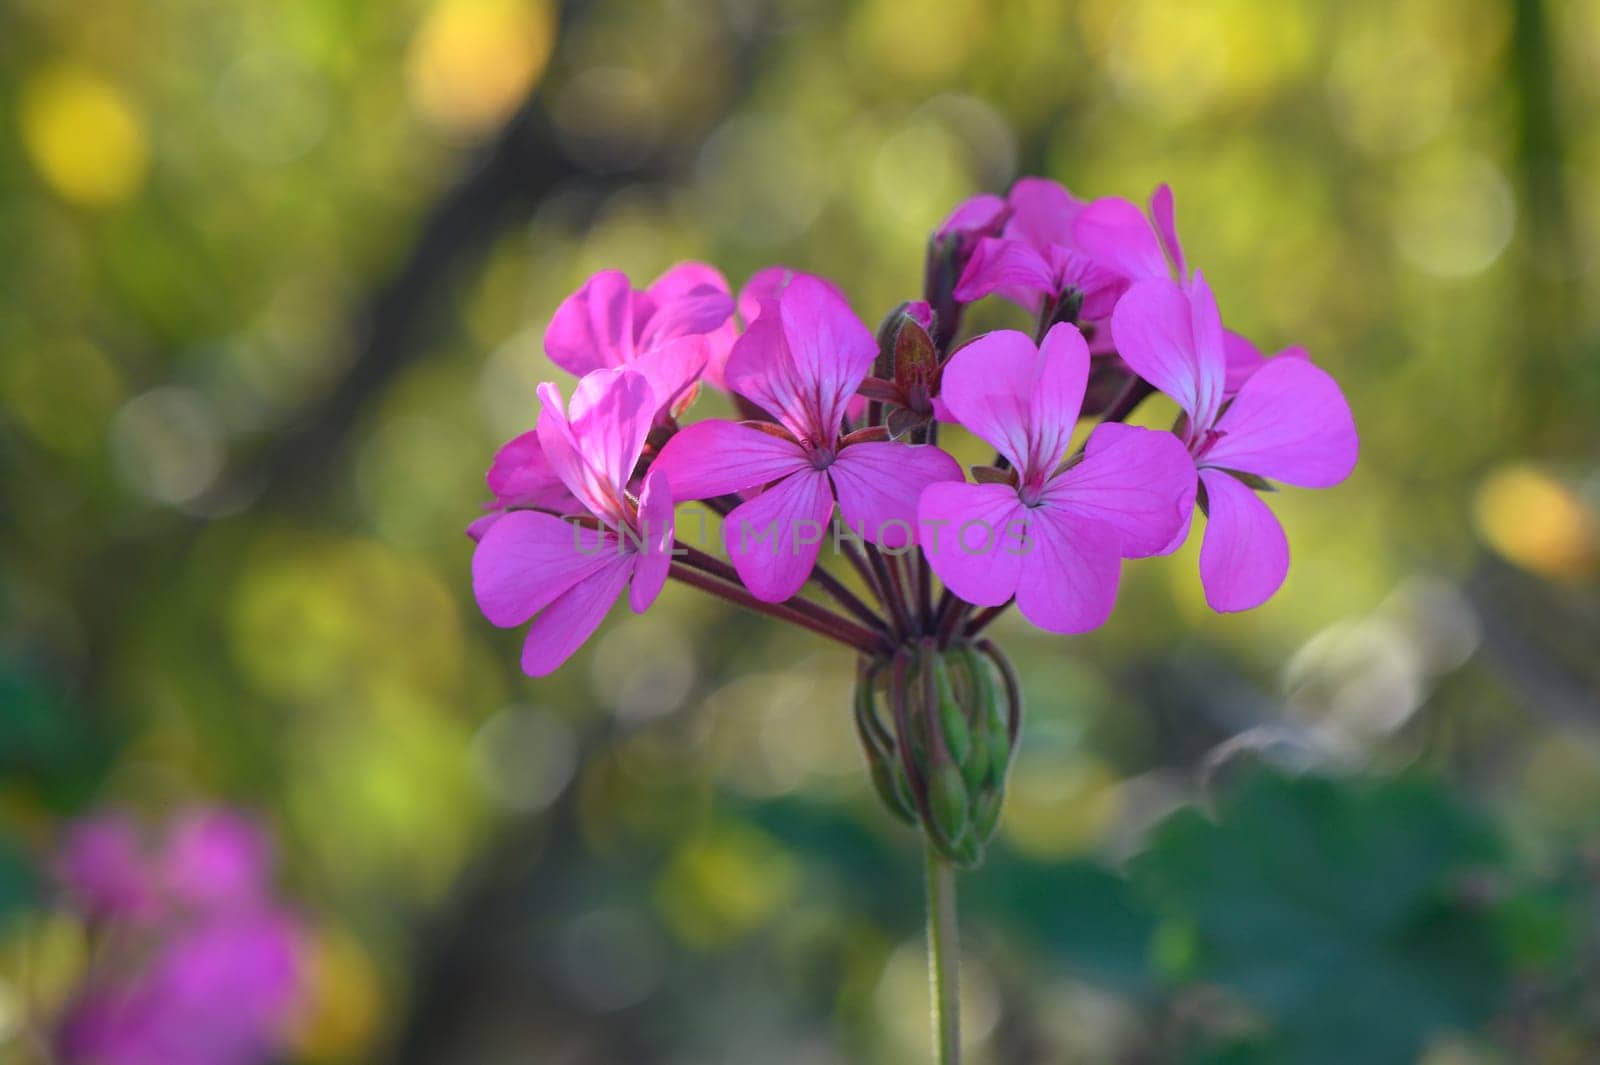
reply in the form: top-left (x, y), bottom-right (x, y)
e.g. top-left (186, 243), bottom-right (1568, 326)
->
top-left (2, 0), bottom-right (1600, 1062)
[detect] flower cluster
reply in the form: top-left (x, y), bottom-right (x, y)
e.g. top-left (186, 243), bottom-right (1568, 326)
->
top-left (470, 177), bottom-right (1357, 861)
top-left (53, 808), bottom-right (306, 1065)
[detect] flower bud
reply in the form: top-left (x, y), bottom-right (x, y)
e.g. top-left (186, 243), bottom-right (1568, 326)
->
top-left (927, 764), bottom-right (970, 849)
top-left (851, 641), bottom-right (1021, 868)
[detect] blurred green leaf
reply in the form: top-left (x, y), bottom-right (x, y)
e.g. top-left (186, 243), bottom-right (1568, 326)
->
top-left (0, 836), bottom-right (40, 927)
top-left (0, 660), bottom-right (117, 810)
top-left (970, 854), bottom-right (1160, 993)
top-left (1131, 771), bottom-right (1509, 1065)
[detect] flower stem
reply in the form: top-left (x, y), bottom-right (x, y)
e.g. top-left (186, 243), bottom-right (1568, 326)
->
top-left (963, 601), bottom-right (1010, 640)
top-left (866, 543), bottom-right (913, 638)
top-left (924, 841), bottom-right (961, 1065)
top-left (667, 562), bottom-right (887, 655)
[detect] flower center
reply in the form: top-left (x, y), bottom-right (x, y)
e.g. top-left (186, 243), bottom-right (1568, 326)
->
top-left (1188, 426), bottom-right (1226, 460)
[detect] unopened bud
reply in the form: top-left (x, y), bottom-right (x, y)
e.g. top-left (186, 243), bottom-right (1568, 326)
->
top-left (927, 763), bottom-right (970, 849)
top-left (851, 641), bottom-right (1022, 869)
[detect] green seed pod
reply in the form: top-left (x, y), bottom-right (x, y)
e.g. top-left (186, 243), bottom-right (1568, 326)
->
top-left (869, 755), bottom-right (918, 826)
top-left (927, 763), bottom-right (971, 849)
top-left (971, 787), bottom-right (1004, 844)
top-left (961, 730), bottom-right (989, 795)
top-left (853, 661), bottom-right (917, 826)
top-left (932, 655), bottom-right (971, 766)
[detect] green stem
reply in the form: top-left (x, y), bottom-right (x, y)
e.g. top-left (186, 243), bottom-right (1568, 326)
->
top-left (924, 841), bottom-right (961, 1065)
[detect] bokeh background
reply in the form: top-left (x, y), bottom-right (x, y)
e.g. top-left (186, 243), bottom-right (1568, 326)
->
top-left (3, 0), bottom-right (1599, 1062)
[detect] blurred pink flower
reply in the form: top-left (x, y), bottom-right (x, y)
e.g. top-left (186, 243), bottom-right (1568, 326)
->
top-left (56, 814), bottom-right (156, 923)
top-left (1111, 275), bottom-right (1359, 610)
top-left (473, 367), bottom-right (675, 675)
top-left (918, 324), bottom-right (1193, 633)
top-left (61, 911), bottom-right (302, 1065)
top-left (161, 808), bottom-right (274, 913)
top-left (55, 807), bottom-right (306, 1065)
top-left (654, 276), bottom-right (961, 601)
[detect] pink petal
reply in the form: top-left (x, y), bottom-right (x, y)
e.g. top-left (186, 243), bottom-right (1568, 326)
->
top-left (55, 814), bottom-right (154, 920)
top-left (1187, 272), bottom-right (1228, 426)
top-left (723, 300), bottom-right (809, 439)
top-left (1149, 184), bottom-right (1186, 281)
top-left (1073, 197), bottom-right (1168, 283)
top-left (652, 419), bottom-right (811, 499)
top-left (1043, 422), bottom-right (1195, 558)
top-left (1202, 357), bottom-right (1358, 488)
top-left (1044, 245), bottom-right (1129, 321)
top-left (486, 430), bottom-right (577, 511)
top-left (1222, 329), bottom-right (1266, 393)
top-left (829, 441), bottom-right (963, 548)
top-left (466, 511), bottom-right (504, 542)
top-left (952, 237), bottom-right (1054, 311)
top-left (628, 467), bottom-right (675, 613)
top-left (520, 558), bottom-right (634, 677)
top-left (1005, 177), bottom-right (1085, 252)
top-left (1028, 323), bottom-right (1092, 475)
top-left (537, 370), bottom-right (656, 524)
top-left (777, 276), bottom-right (877, 440)
top-left (473, 510), bottom-right (619, 627)
top-left (936, 329), bottom-right (1040, 469)
top-left (722, 469), bottom-right (835, 602)
top-left (1198, 468), bottom-right (1289, 612)
top-left (630, 335), bottom-right (709, 415)
top-left (845, 393), bottom-right (870, 426)
top-left (638, 271), bottom-right (733, 352)
top-left (1014, 504), bottom-right (1123, 634)
top-left (645, 261), bottom-right (731, 307)
top-left (161, 808), bottom-right (273, 911)
top-left (937, 193), bottom-right (1007, 238)
top-left (1108, 275), bottom-right (1226, 426)
top-left (735, 268), bottom-right (849, 329)
top-left (918, 481), bottom-right (1027, 607)
top-left (545, 270), bottom-right (635, 376)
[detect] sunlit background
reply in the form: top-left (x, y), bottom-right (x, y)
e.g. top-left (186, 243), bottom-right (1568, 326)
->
top-left (2, 0), bottom-right (1599, 1062)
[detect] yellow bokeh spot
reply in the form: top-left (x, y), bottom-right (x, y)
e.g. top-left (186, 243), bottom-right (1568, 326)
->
top-left (1095, 0), bottom-right (1312, 121)
top-left (1474, 465), bottom-right (1599, 580)
top-left (855, 0), bottom-right (981, 82)
top-left (20, 64), bottom-right (148, 207)
top-left (654, 823), bottom-right (798, 948)
top-left (288, 926), bottom-right (384, 1063)
top-left (0, 338), bottom-right (124, 456)
top-left (1000, 758), bottom-right (1122, 859)
top-left (407, 0), bottom-right (554, 135)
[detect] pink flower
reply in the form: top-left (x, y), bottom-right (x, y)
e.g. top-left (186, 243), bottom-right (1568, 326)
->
top-left (733, 268), bottom-right (867, 424)
top-left (953, 178), bottom-right (1127, 321)
top-left (917, 324), bottom-right (1194, 633)
top-left (161, 808), bottom-right (275, 914)
top-left (653, 277), bottom-right (962, 602)
top-left (1111, 275), bottom-right (1359, 611)
top-left (54, 807), bottom-right (306, 1065)
top-left (937, 193), bottom-right (1008, 240)
top-left (472, 368), bottom-right (676, 676)
top-left (545, 264), bottom-right (730, 406)
top-left (1073, 182), bottom-right (1188, 286)
top-left (61, 911), bottom-right (303, 1065)
top-left (1076, 188), bottom-right (1271, 392)
top-left (56, 814), bottom-right (156, 922)
top-left (465, 430), bottom-right (579, 542)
